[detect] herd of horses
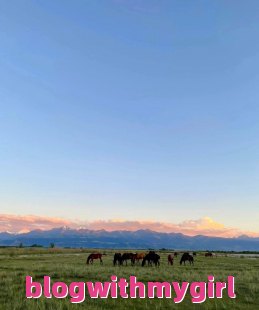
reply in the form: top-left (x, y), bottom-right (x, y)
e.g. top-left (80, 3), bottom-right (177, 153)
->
top-left (86, 251), bottom-right (214, 266)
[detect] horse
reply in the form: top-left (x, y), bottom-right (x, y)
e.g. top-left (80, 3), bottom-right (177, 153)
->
top-left (205, 252), bottom-right (213, 257)
top-left (180, 253), bottom-right (194, 265)
top-left (113, 253), bottom-right (122, 266)
top-left (121, 253), bottom-right (135, 266)
top-left (142, 251), bottom-right (160, 267)
top-left (168, 254), bottom-right (174, 265)
top-left (174, 252), bottom-right (178, 257)
top-left (132, 252), bottom-right (146, 264)
top-left (86, 253), bottom-right (104, 265)
top-left (193, 252), bottom-right (197, 256)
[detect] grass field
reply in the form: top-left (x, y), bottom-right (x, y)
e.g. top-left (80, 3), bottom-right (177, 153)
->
top-left (0, 248), bottom-right (258, 309)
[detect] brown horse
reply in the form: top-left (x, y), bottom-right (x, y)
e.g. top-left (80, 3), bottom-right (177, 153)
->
top-left (174, 252), bottom-right (178, 258)
top-left (168, 254), bottom-right (174, 265)
top-left (132, 252), bottom-right (146, 264)
top-left (86, 253), bottom-right (104, 265)
top-left (205, 252), bottom-right (213, 257)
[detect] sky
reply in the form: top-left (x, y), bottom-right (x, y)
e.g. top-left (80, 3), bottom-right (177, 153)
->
top-left (0, 1), bottom-right (258, 236)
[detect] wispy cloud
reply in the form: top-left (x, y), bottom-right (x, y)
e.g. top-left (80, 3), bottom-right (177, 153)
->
top-left (0, 214), bottom-right (258, 238)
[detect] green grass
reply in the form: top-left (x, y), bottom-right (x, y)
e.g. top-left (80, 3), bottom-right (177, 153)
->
top-left (0, 248), bottom-right (258, 309)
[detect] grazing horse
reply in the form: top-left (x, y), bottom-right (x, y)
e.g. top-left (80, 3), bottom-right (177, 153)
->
top-left (113, 253), bottom-right (122, 266)
top-left (168, 254), bottom-right (174, 265)
top-left (142, 251), bottom-right (160, 267)
top-left (174, 252), bottom-right (178, 258)
top-left (132, 252), bottom-right (146, 264)
top-left (193, 252), bottom-right (197, 256)
top-left (180, 253), bottom-right (194, 265)
top-left (86, 253), bottom-right (104, 265)
top-left (121, 253), bottom-right (135, 266)
top-left (205, 252), bottom-right (213, 257)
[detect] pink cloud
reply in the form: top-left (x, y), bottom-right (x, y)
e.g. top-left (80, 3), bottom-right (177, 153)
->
top-left (83, 217), bottom-right (259, 238)
top-left (0, 214), bottom-right (71, 233)
top-left (0, 214), bottom-right (258, 238)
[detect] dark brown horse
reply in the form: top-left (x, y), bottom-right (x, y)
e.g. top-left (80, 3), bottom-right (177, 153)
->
top-left (205, 252), bottom-right (213, 257)
top-left (113, 253), bottom-right (122, 266)
top-left (174, 252), bottom-right (178, 257)
top-left (168, 254), bottom-right (174, 265)
top-left (180, 253), bottom-right (194, 265)
top-left (121, 253), bottom-right (135, 265)
top-left (86, 253), bottom-right (104, 265)
top-left (142, 251), bottom-right (160, 267)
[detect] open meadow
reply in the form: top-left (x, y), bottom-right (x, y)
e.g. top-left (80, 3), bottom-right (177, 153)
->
top-left (0, 248), bottom-right (258, 310)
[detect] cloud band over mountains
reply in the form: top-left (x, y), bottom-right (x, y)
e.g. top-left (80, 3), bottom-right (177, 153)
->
top-left (0, 214), bottom-right (258, 238)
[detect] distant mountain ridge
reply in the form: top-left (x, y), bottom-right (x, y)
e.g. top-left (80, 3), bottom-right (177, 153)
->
top-left (1, 227), bottom-right (259, 251)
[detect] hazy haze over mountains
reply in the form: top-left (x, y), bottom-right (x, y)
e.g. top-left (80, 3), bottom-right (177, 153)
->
top-left (1, 227), bottom-right (259, 251)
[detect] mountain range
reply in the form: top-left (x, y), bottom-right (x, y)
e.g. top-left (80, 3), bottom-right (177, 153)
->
top-left (1, 227), bottom-right (259, 251)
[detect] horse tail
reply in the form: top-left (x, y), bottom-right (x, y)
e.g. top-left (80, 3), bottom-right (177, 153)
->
top-left (86, 255), bottom-right (91, 264)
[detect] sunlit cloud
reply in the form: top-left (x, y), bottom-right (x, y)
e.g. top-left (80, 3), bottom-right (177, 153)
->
top-left (0, 214), bottom-right (258, 238)
top-left (0, 214), bottom-right (71, 234)
top-left (83, 217), bottom-right (259, 238)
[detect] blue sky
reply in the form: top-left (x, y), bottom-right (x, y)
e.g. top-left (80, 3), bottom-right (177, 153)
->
top-left (0, 0), bottom-right (258, 232)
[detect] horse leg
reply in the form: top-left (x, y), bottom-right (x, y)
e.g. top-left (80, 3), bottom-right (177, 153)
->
top-left (100, 258), bottom-right (103, 265)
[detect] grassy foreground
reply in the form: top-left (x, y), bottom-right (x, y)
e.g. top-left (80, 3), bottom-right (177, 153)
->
top-left (0, 248), bottom-right (258, 309)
